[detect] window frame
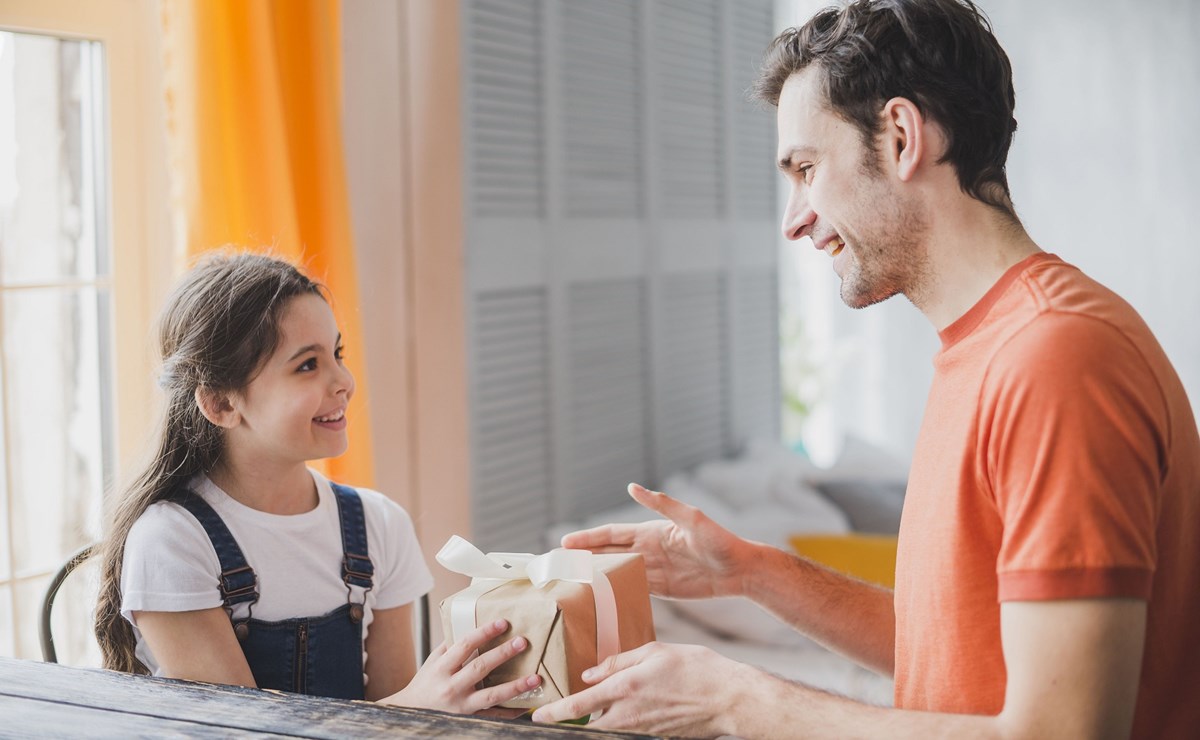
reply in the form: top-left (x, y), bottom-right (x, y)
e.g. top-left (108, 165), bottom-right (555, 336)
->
top-left (0, 0), bottom-right (174, 660)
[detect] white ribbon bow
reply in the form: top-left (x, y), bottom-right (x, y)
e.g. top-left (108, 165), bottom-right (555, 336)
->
top-left (436, 535), bottom-right (621, 675)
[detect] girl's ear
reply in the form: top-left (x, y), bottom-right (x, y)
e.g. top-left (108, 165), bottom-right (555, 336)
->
top-left (195, 386), bottom-right (240, 429)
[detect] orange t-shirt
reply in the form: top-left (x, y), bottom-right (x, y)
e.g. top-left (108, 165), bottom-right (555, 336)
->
top-left (894, 253), bottom-right (1200, 737)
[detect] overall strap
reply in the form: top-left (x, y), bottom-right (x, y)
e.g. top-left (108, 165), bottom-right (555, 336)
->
top-left (331, 483), bottom-right (374, 592)
top-left (171, 489), bottom-right (259, 610)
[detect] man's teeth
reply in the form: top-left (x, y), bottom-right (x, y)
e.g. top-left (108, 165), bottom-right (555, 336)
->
top-left (830, 237), bottom-right (845, 257)
top-left (315, 410), bottom-right (345, 422)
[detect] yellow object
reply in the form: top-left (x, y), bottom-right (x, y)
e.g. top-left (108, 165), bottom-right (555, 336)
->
top-left (162, 0), bottom-right (373, 487)
top-left (788, 534), bottom-right (899, 588)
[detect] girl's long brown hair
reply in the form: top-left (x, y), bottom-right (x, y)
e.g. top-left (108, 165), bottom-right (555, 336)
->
top-left (94, 252), bottom-right (323, 673)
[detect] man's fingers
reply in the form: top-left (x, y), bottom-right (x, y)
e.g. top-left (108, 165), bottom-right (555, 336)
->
top-left (581, 642), bottom-right (657, 684)
top-left (561, 522), bottom-right (640, 550)
top-left (531, 682), bottom-right (611, 724)
top-left (627, 483), bottom-right (694, 524)
top-left (471, 673), bottom-right (542, 712)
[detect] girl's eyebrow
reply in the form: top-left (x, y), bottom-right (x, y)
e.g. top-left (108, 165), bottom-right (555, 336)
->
top-left (285, 333), bottom-right (342, 362)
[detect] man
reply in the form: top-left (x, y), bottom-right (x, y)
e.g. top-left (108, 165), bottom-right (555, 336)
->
top-left (532, 0), bottom-right (1200, 737)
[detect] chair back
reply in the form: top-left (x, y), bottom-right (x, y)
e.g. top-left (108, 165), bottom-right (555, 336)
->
top-left (40, 543), bottom-right (97, 663)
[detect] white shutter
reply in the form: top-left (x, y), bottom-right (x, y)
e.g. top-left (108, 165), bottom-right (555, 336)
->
top-left (731, 0), bottom-right (776, 220)
top-left (564, 279), bottom-right (650, 519)
top-left (560, 0), bottom-right (642, 218)
top-left (730, 269), bottom-right (779, 444)
top-left (655, 272), bottom-right (727, 476)
top-left (469, 288), bottom-right (552, 553)
top-left (653, 0), bottom-right (724, 217)
top-left (468, 0), bottom-right (545, 218)
top-left (463, 0), bottom-right (779, 548)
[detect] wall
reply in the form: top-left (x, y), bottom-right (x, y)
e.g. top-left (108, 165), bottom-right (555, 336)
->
top-left (779, 0), bottom-right (1200, 467)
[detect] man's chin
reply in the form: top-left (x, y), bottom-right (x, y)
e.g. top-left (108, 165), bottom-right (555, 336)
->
top-left (840, 280), bottom-right (900, 310)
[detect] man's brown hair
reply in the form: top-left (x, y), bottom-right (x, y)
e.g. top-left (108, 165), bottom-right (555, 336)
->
top-left (755, 0), bottom-right (1018, 218)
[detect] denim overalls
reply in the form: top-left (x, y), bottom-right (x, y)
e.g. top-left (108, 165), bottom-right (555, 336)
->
top-left (173, 483), bottom-right (374, 699)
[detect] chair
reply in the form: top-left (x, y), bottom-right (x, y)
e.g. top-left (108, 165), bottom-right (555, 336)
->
top-left (39, 543), bottom-right (96, 663)
top-left (40, 543), bottom-right (432, 666)
top-left (417, 592), bottom-right (431, 664)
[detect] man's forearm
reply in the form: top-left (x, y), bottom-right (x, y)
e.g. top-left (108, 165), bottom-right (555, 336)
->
top-left (727, 665), bottom-right (1010, 740)
top-left (736, 541), bottom-right (896, 675)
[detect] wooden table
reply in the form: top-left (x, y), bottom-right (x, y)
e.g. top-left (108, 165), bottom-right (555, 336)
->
top-left (0, 657), bottom-right (668, 738)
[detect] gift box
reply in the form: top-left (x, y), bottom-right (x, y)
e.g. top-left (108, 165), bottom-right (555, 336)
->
top-left (437, 536), bottom-right (656, 709)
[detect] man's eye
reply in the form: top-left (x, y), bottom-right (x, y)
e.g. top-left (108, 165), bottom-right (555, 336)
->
top-left (799, 165), bottom-right (813, 182)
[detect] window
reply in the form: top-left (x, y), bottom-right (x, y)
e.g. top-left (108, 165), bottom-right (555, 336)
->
top-left (0, 0), bottom-right (171, 664)
top-left (0, 29), bottom-right (110, 663)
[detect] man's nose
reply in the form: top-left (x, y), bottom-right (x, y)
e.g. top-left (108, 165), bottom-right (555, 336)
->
top-left (782, 190), bottom-right (816, 241)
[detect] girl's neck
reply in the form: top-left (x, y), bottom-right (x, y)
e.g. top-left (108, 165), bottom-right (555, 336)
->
top-left (206, 457), bottom-right (319, 515)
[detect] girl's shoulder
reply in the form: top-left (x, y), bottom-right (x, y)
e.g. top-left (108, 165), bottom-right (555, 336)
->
top-left (131, 497), bottom-right (206, 535)
top-left (314, 472), bottom-right (415, 528)
top-left (125, 497), bottom-right (216, 566)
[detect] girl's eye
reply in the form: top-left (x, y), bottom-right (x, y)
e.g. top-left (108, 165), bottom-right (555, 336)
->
top-left (334, 345), bottom-right (345, 361)
top-left (298, 358), bottom-right (317, 372)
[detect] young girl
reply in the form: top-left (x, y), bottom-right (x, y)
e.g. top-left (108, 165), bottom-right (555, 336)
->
top-left (92, 252), bottom-right (541, 711)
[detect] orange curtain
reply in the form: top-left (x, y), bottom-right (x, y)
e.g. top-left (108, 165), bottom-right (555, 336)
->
top-left (162, 0), bottom-right (374, 487)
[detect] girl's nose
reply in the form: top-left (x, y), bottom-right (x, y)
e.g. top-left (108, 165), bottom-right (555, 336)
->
top-left (333, 362), bottom-right (355, 398)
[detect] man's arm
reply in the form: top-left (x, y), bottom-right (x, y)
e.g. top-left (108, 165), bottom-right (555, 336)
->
top-left (533, 598), bottom-right (1146, 739)
top-left (563, 484), bottom-right (895, 674)
top-left (741, 541), bottom-right (896, 675)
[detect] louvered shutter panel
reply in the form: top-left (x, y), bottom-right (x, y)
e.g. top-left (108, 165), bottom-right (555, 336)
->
top-left (470, 289), bottom-right (552, 553)
top-left (469, 0), bottom-right (545, 218)
top-left (731, 270), bottom-right (779, 442)
top-left (561, 0), bottom-right (641, 218)
top-left (656, 273), bottom-right (727, 476)
top-left (463, 0), bottom-right (779, 550)
top-left (653, 0), bottom-right (723, 217)
top-left (731, 0), bottom-right (776, 220)
top-left (565, 279), bottom-right (650, 519)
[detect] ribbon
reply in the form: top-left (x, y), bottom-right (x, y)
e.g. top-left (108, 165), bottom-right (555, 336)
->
top-left (437, 535), bottom-right (621, 671)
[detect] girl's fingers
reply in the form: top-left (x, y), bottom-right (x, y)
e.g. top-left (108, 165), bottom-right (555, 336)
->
top-left (460, 634), bottom-right (531, 686)
top-left (441, 619), bottom-right (510, 668)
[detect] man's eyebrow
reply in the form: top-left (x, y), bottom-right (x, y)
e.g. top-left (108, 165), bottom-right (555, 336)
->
top-left (286, 333), bottom-right (342, 362)
top-left (777, 146), bottom-right (817, 171)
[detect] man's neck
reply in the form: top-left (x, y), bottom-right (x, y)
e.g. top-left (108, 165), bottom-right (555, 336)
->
top-left (911, 198), bottom-right (1041, 331)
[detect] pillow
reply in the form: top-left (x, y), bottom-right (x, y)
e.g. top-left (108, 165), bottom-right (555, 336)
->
top-left (769, 476), bottom-right (853, 531)
top-left (788, 534), bottom-right (899, 588)
top-left (810, 479), bottom-right (906, 535)
top-left (810, 433), bottom-right (909, 483)
top-left (694, 457), bottom-right (778, 506)
top-left (666, 595), bottom-right (817, 648)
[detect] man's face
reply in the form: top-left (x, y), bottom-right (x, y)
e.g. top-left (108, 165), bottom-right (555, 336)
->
top-left (776, 67), bottom-right (929, 309)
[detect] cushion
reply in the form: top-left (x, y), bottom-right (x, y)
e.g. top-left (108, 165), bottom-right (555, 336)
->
top-left (810, 479), bottom-right (906, 534)
top-left (788, 534), bottom-right (899, 588)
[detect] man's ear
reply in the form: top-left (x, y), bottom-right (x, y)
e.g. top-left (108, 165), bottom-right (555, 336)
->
top-left (881, 97), bottom-right (929, 182)
top-left (195, 386), bottom-right (240, 429)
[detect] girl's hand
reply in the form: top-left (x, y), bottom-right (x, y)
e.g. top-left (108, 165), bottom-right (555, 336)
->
top-left (381, 618), bottom-right (541, 713)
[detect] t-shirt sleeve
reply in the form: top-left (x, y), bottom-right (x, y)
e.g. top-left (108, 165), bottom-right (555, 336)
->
top-left (120, 501), bottom-right (224, 623)
top-left (362, 491), bottom-right (435, 610)
top-left (982, 311), bottom-right (1166, 602)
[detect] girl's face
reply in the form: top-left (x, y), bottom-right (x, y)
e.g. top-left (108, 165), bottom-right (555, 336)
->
top-left (227, 293), bottom-right (354, 467)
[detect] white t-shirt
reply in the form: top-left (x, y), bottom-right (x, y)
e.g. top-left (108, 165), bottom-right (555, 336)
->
top-left (120, 468), bottom-right (434, 678)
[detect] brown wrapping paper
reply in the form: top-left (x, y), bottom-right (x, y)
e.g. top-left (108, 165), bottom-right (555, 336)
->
top-left (439, 552), bottom-right (656, 709)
